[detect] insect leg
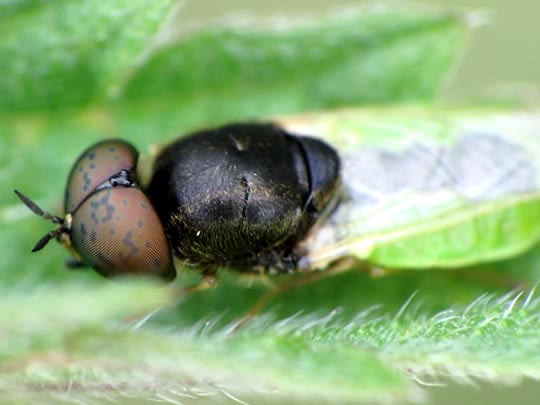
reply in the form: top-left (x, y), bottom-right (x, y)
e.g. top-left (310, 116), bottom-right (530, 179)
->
top-left (174, 268), bottom-right (219, 297)
top-left (232, 256), bottom-right (360, 331)
top-left (452, 267), bottom-right (527, 290)
top-left (65, 257), bottom-right (87, 269)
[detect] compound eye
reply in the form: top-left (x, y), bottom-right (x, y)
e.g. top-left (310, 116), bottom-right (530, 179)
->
top-left (64, 140), bottom-right (138, 214)
top-left (70, 187), bottom-right (175, 281)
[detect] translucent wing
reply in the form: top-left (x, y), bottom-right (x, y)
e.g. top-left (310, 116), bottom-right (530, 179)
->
top-left (280, 109), bottom-right (540, 270)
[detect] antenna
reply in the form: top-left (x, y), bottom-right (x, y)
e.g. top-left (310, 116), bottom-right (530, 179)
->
top-left (14, 190), bottom-right (65, 252)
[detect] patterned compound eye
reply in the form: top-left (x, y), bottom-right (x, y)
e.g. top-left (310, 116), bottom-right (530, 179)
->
top-left (64, 139), bottom-right (138, 214)
top-left (15, 139), bottom-right (176, 282)
top-left (70, 185), bottom-right (175, 280)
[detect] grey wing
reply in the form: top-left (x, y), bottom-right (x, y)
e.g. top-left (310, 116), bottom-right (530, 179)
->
top-left (293, 113), bottom-right (540, 269)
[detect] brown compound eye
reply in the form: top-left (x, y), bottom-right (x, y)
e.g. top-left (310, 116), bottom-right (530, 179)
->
top-left (64, 139), bottom-right (138, 214)
top-left (71, 187), bottom-right (175, 281)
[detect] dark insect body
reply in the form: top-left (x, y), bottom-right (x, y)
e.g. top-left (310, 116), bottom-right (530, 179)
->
top-left (148, 123), bottom-right (341, 274)
top-left (15, 123), bottom-right (341, 281)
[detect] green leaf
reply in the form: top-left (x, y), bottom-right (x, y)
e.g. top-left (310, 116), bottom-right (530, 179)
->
top-left (0, 0), bottom-right (176, 111)
top-left (119, 7), bottom-right (469, 123)
top-left (0, 283), bottom-right (412, 404)
top-left (0, 6), bottom-right (468, 114)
